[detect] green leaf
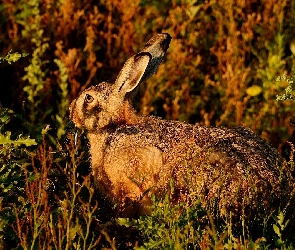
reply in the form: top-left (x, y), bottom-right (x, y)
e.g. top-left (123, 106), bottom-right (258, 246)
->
top-left (186, 3), bottom-right (202, 20)
top-left (21, 53), bottom-right (30, 57)
top-left (0, 50), bottom-right (29, 64)
top-left (0, 132), bottom-right (37, 146)
top-left (273, 224), bottom-right (281, 237)
top-left (246, 85), bottom-right (262, 96)
top-left (0, 132), bottom-right (12, 144)
top-left (290, 43), bottom-right (295, 56)
top-left (6, 52), bottom-right (22, 64)
top-left (277, 211), bottom-right (284, 225)
top-left (117, 218), bottom-right (132, 227)
top-left (15, 135), bottom-right (37, 146)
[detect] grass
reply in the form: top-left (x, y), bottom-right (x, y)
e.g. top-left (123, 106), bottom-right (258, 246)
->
top-left (0, 106), bottom-right (295, 248)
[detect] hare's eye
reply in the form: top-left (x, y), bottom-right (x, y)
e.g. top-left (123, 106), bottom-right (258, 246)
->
top-left (85, 94), bottom-right (94, 103)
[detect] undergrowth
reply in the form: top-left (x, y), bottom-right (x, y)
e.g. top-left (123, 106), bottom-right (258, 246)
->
top-left (1, 95), bottom-right (295, 248)
top-left (1, 97), bottom-right (295, 248)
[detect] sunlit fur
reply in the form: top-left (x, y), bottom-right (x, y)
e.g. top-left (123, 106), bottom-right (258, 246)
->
top-left (70, 33), bottom-right (281, 217)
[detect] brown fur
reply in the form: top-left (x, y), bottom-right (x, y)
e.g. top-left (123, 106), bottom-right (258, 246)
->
top-left (69, 33), bottom-right (282, 218)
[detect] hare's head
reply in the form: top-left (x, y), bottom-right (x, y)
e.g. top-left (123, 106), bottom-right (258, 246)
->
top-left (70, 33), bottom-right (171, 132)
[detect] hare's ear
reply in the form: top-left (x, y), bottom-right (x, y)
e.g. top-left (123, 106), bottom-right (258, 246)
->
top-left (113, 52), bottom-right (151, 94)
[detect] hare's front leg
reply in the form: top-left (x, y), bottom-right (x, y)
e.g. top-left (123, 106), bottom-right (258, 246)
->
top-left (103, 146), bottom-right (164, 215)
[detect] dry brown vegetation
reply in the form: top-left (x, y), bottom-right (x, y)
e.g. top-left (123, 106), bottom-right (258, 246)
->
top-left (0, 0), bottom-right (295, 145)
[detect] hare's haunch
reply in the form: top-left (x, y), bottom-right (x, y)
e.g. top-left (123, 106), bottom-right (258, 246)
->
top-left (70, 33), bottom-right (281, 217)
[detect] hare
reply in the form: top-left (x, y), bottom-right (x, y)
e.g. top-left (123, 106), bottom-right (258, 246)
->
top-left (69, 33), bottom-right (282, 218)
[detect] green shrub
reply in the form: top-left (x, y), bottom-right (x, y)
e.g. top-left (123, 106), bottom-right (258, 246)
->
top-left (118, 193), bottom-right (206, 249)
top-left (0, 50), bottom-right (28, 64)
top-left (0, 105), bottom-right (37, 249)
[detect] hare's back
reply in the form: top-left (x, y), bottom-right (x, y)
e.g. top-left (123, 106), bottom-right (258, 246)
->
top-left (107, 117), bottom-right (280, 177)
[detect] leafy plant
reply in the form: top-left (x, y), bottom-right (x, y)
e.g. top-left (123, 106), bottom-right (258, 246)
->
top-left (0, 105), bottom-right (37, 249)
top-left (0, 50), bottom-right (28, 64)
top-left (276, 70), bottom-right (295, 102)
top-left (54, 59), bottom-right (70, 140)
top-left (272, 211), bottom-right (290, 248)
top-left (118, 193), bottom-right (207, 249)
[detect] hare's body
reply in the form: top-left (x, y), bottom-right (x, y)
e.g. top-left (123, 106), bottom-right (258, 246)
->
top-left (70, 33), bottom-right (282, 216)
